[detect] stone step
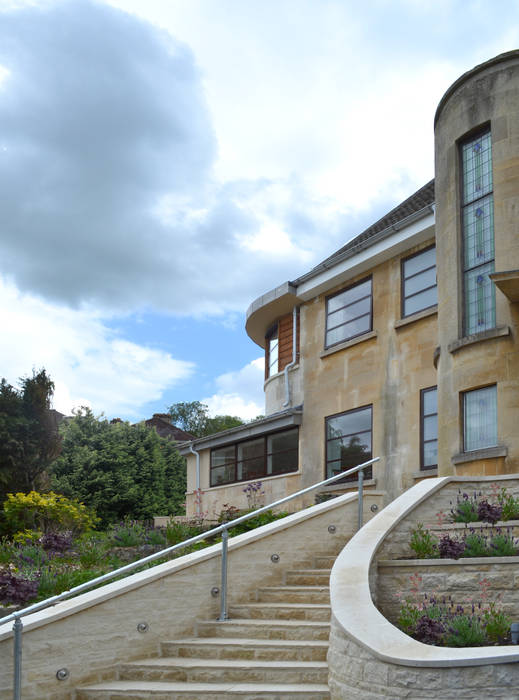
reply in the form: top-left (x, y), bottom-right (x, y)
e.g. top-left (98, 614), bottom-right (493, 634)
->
top-left (285, 569), bottom-right (331, 585)
top-left (76, 680), bottom-right (331, 699)
top-left (229, 602), bottom-right (331, 621)
top-left (314, 555), bottom-right (336, 568)
top-left (118, 657), bottom-right (328, 684)
top-left (197, 618), bottom-right (330, 641)
top-left (161, 637), bottom-right (329, 661)
top-left (256, 585), bottom-right (330, 603)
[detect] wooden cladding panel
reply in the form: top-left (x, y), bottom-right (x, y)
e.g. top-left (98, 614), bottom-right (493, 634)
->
top-left (265, 310), bottom-right (300, 378)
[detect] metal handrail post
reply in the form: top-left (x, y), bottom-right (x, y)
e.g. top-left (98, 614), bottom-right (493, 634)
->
top-left (358, 467), bottom-right (364, 531)
top-left (218, 527), bottom-right (229, 621)
top-left (13, 617), bottom-right (22, 700)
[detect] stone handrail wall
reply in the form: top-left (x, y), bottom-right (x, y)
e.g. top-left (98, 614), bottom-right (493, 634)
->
top-left (328, 476), bottom-right (519, 700)
top-left (0, 491), bottom-right (382, 700)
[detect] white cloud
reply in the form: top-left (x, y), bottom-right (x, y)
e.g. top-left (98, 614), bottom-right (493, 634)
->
top-left (203, 357), bottom-right (265, 420)
top-left (0, 278), bottom-right (194, 417)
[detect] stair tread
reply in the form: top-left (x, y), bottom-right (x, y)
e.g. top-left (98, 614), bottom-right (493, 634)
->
top-left (79, 680), bottom-right (330, 691)
top-left (164, 637), bottom-right (329, 647)
top-left (121, 658), bottom-right (327, 669)
top-left (258, 585), bottom-right (329, 591)
top-left (199, 618), bottom-right (329, 626)
top-left (231, 602), bottom-right (331, 609)
top-left (287, 569), bottom-right (331, 573)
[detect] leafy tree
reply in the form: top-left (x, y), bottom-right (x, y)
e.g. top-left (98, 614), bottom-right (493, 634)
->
top-left (168, 401), bottom-right (244, 438)
top-left (49, 408), bottom-right (186, 526)
top-left (0, 369), bottom-right (61, 501)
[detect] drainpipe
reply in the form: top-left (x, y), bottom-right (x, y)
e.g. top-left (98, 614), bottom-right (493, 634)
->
top-left (189, 443), bottom-right (201, 515)
top-left (283, 305), bottom-right (299, 407)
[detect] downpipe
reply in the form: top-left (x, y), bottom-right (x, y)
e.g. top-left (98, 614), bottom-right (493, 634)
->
top-left (189, 443), bottom-right (201, 515)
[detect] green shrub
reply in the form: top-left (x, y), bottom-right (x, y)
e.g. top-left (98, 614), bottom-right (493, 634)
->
top-left (409, 523), bottom-right (439, 559)
top-left (3, 491), bottom-right (97, 536)
top-left (444, 614), bottom-right (487, 647)
top-left (462, 531), bottom-right (488, 558)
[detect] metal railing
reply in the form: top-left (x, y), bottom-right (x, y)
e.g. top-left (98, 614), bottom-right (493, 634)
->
top-left (1, 456), bottom-right (378, 700)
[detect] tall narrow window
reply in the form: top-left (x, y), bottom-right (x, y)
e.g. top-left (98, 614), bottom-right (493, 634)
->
top-left (421, 387), bottom-right (438, 470)
top-left (325, 406), bottom-right (372, 481)
top-left (463, 385), bottom-right (497, 452)
top-left (461, 130), bottom-right (495, 334)
top-left (402, 246), bottom-right (437, 317)
top-left (265, 324), bottom-right (278, 378)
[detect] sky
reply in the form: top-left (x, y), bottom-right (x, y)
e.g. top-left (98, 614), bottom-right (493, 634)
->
top-left (1, 0), bottom-right (518, 422)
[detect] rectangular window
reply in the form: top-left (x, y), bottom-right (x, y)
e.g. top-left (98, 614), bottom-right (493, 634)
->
top-left (402, 246), bottom-right (437, 317)
top-left (421, 387), bottom-right (438, 470)
top-left (461, 130), bottom-right (495, 334)
top-left (463, 385), bottom-right (497, 452)
top-left (325, 277), bottom-right (372, 348)
top-left (210, 428), bottom-right (298, 486)
top-left (325, 405), bottom-right (372, 481)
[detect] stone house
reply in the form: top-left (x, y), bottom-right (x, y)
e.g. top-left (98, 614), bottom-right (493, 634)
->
top-left (179, 51), bottom-right (519, 519)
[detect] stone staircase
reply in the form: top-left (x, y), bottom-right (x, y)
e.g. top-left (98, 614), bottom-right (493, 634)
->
top-left (76, 556), bottom-right (334, 699)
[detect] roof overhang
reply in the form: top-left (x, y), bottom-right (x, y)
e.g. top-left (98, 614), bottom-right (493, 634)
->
top-left (177, 406), bottom-right (303, 454)
top-left (245, 206), bottom-right (435, 347)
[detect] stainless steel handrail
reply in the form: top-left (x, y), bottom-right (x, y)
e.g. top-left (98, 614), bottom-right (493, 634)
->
top-left (2, 456), bottom-right (378, 699)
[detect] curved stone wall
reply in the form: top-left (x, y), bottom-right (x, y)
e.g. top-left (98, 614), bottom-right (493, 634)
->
top-left (328, 476), bottom-right (519, 699)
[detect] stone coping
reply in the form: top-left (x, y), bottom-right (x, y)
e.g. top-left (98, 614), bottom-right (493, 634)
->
top-left (429, 519), bottom-right (519, 531)
top-left (329, 474), bottom-right (519, 667)
top-left (378, 555), bottom-right (519, 568)
top-left (0, 491), bottom-right (359, 642)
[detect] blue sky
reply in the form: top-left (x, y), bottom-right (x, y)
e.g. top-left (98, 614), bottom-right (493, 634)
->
top-left (1, 0), bottom-right (518, 421)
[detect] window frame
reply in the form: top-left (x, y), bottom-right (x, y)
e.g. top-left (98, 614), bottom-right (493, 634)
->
top-left (401, 245), bottom-right (437, 318)
top-left (324, 404), bottom-right (373, 482)
top-left (325, 276), bottom-right (373, 350)
top-left (209, 427), bottom-right (299, 487)
top-left (462, 384), bottom-right (498, 453)
top-left (265, 323), bottom-right (279, 379)
top-left (420, 386), bottom-right (438, 470)
top-left (459, 128), bottom-right (496, 336)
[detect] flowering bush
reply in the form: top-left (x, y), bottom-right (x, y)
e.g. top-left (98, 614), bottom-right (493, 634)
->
top-left (4, 491), bottom-right (98, 536)
top-left (243, 481), bottom-right (265, 509)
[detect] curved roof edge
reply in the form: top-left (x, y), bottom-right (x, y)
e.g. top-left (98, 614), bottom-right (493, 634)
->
top-left (434, 50), bottom-right (519, 128)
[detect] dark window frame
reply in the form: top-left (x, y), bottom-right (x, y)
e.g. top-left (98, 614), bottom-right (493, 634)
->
top-left (459, 127), bottom-right (495, 336)
top-left (401, 245), bottom-right (437, 318)
top-left (324, 404), bottom-right (373, 482)
top-left (420, 386), bottom-right (438, 470)
top-left (210, 427), bottom-right (299, 487)
top-left (325, 276), bottom-right (373, 349)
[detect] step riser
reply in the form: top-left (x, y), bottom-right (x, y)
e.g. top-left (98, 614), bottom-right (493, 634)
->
top-left (285, 573), bottom-right (330, 585)
top-left (197, 623), bottom-right (330, 641)
top-left (229, 605), bottom-right (330, 621)
top-left (162, 643), bottom-right (328, 661)
top-left (256, 589), bottom-right (329, 603)
top-left (119, 666), bottom-right (328, 684)
top-left (314, 557), bottom-right (335, 568)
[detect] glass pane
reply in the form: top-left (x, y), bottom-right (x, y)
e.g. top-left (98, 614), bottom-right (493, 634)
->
top-left (464, 386), bottom-right (497, 451)
top-left (267, 429), bottom-right (298, 454)
top-left (211, 445), bottom-right (235, 467)
top-left (423, 388), bottom-right (437, 416)
top-left (325, 313), bottom-right (371, 347)
top-left (327, 407), bottom-right (371, 440)
top-left (423, 415), bottom-right (438, 442)
top-left (464, 263), bottom-right (495, 334)
top-left (328, 279), bottom-right (371, 313)
top-left (238, 438), bottom-right (264, 462)
top-left (238, 456), bottom-right (265, 481)
top-left (405, 266), bottom-right (437, 297)
top-left (423, 440), bottom-right (438, 467)
top-left (404, 286), bottom-right (438, 316)
top-left (327, 296), bottom-right (371, 329)
top-left (268, 449), bottom-right (298, 475)
top-left (462, 132), bottom-right (492, 204)
top-left (404, 247), bottom-right (436, 278)
top-left (269, 337), bottom-right (278, 374)
top-left (210, 464), bottom-right (235, 486)
top-left (463, 196), bottom-right (494, 269)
